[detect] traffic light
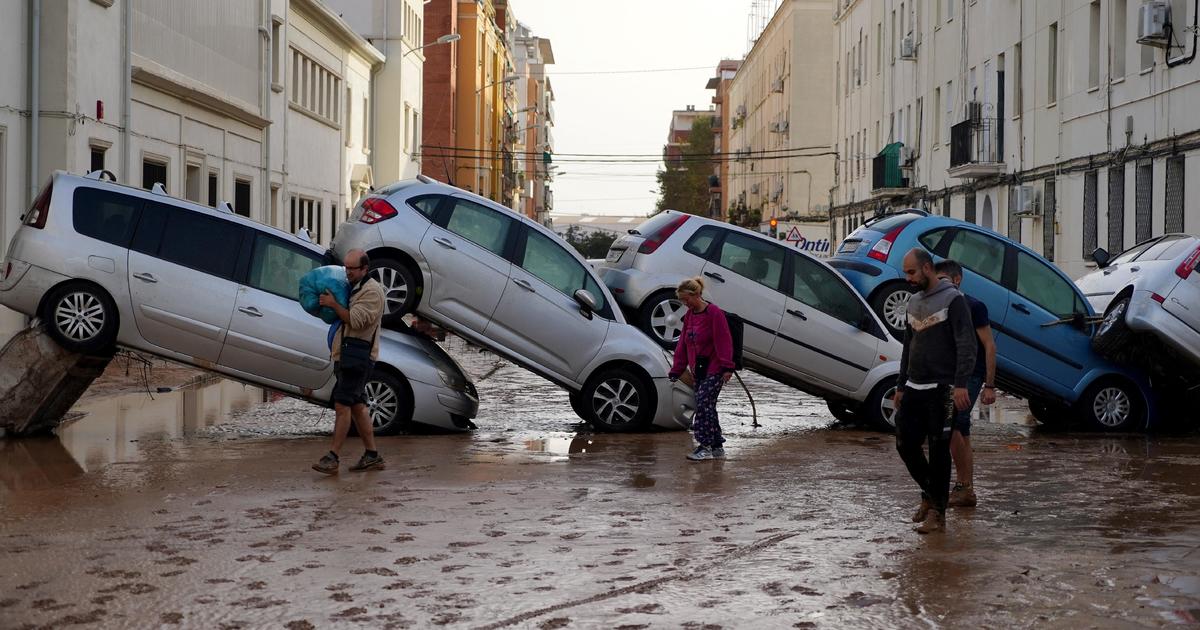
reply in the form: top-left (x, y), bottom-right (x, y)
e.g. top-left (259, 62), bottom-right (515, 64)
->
top-left (769, 217), bottom-right (778, 238)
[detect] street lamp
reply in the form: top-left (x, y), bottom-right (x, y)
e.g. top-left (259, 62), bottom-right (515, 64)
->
top-left (477, 74), bottom-right (520, 94)
top-left (791, 169), bottom-right (812, 217)
top-left (402, 33), bottom-right (461, 58)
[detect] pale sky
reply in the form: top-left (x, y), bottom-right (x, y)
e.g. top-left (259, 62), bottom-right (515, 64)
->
top-left (509, 0), bottom-right (753, 217)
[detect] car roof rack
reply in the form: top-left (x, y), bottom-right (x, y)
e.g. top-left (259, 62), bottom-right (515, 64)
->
top-left (84, 169), bottom-right (118, 182)
top-left (864, 207), bottom-right (928, 227)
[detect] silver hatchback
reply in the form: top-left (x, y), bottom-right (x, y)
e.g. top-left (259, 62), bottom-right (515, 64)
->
top-left (329, 177), bottom-right (695, 432)
top-left (596, 211), bottom-right (903, 428)
top-left (0, 171), bottom-right (478, 434)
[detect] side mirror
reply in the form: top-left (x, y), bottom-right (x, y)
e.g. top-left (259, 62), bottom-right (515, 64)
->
top-left (574, 289), bottom-right (598, 319)
top-left (1091, 247), bottom-right (1111, 269)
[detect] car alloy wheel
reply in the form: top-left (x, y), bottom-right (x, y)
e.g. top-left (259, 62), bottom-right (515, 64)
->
top-left (1092, 386), bottom-right (1132, 428)
top-left (878, 384), bottom-right (898, 429)
top-left (365, 379), bottom-right (401, 430)
top-left (1097, 299), bottom-right (1126, 338)
top-left (54, 291), bottom-right (106, 343)
top-left (649, 297), bottom-right (687, 345)
top-left (371, 266), bottom-right (410, 316)
top-left (592, 377), bottom-right (642, 427)
top-left (882, 290), bottom-right (911, 332)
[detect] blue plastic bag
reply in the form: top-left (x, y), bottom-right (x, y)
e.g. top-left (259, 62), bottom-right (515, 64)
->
top-left (327, 320), bottom-right (342, 350)
top-left (299, 265), bottom-right (349, 324)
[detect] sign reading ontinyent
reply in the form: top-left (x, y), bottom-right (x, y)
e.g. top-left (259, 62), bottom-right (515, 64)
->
top-left (782, 223), bottom-right (832, 257)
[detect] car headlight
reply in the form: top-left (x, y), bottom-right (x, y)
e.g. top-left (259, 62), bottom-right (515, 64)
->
top-left (437, 368), bottom-right (467, 391)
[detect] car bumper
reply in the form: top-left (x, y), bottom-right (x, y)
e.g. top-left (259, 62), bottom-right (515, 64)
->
top-left (0, 261), bottom-right (70, 318)
top-left (329, 221), bottom-right (384, 260)
top-left (649, 377), bottom-right (694, 430)
top-left (1126, 289), bottom-right (1200, 366)
top-left (411, 378), bottom-right (479, 431)
top-left (596, 267), bottom-right (660, 310)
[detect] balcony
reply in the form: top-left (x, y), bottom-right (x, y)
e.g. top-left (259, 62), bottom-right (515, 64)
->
top-left (870, 142), bottom-right (912, 198)
top-left (947, 118), bottom-right (1005, 179)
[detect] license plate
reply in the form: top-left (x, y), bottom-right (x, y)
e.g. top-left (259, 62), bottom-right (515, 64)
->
top-left (606, 248), bottom-right (624, 263)
top-left (837, 239), bottom-right (861, 254)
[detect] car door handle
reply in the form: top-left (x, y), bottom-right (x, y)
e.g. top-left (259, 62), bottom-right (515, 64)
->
top-left (433, 237), bottom-right (456, 250)
top-left (787, 308), bottom-right (807, 321)
top-left (703, 271), bottom-right (726, 283)
top-left (132, 272), bottom-right (158, 283)
top-left (1013, 303), bottom-right (1031, 315)
top-left (1129, 266), bottom-right (1140, 272)
top-left (238, 306), bottom-right (263, 317)
top-left (512, 278), bottom-right (535, 292)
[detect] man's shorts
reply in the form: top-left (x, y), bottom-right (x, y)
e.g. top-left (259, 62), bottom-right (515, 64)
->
top-left (332, 361), bottom-right (374, 407)
top-left (953, 375), bottom-right (985, 436)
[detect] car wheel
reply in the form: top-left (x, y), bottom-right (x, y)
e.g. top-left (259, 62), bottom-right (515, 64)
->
top-left (1091, 297), bottom-right (1135, 363)
top-left (1077, 378), bottom-right (1145, 432)
top-left (364, 370), bottom-right (414, 436)
top-left (42, 282), bottom-right (119, 354)
top-left (638, 290), bottom-right (687, 349)
top-left (825, 400), bottom-right (860, 423)
top-left (870, 283), bottom-right (913, 338)
top-left (862, 377), bottom-right (900, 431)
top-left (568, 391), bottom-right (588, 421)
top-left (370, 257), bottom-right (419, 326)
top-left (582, 368), bottom-right (655, 432)
top-left (1028, 398), bottom-right (1071, 427)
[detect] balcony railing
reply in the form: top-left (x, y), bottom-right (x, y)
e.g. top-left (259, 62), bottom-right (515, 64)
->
top-left (871, 142), bottom-right (910, 196)
top-left (948, 118), bottom-right (1005, 178)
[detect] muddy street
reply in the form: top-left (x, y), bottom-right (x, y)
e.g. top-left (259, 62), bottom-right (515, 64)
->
top-left (3, 340), bottom-right (1200, 629)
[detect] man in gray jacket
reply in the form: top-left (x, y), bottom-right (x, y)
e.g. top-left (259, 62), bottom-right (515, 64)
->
top-left (893, 248), bottom-right (977, 534)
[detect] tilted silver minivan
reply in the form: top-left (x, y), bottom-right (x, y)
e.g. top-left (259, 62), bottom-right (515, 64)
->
top-left (0, 171), bottom-right (478, 434)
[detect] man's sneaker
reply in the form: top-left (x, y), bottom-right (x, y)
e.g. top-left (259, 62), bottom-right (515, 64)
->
top-left (349, 452), bottom-right (385, 472)
top-left (914, 509), bottom-right (945, 534)
top-left (948, 484), bottom-right (977, 508)
top-left (686, 447), bottom-right (714, 461)
top-left (711, 447), bottom-right (726, 459)
top-left (312, 453), bottom-right (339, 475)
top-left (911, 498), bottom-right (932, 523)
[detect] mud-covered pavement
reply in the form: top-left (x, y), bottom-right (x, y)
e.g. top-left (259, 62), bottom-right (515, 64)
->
top-left (3, 338), bottom-right (1200, 629)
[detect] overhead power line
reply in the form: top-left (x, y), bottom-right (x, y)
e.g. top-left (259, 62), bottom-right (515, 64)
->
top-left (544, 65), bottom-right (712, 76)
top-left (420, 144), bottom-right (834, 158)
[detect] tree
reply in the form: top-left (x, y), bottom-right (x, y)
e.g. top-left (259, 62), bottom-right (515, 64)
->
top-left (655, 116), bottom-right (715, 215)
top-left (561, 225), bottom-right (618, 259)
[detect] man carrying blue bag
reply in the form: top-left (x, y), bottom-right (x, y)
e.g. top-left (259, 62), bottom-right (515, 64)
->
top-left (310, 249), bottom-right (387, 475)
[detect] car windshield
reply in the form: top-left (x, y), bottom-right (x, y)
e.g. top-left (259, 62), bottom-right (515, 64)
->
top-left (631, 212), bottom-right (680, 238)
top-left (1110, 239), bottom-right (1158, 265)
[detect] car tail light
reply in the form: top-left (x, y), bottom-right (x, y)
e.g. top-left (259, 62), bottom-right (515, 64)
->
top-left (359, 197), bottom-right (398, 224)
top-left (1176, 244), bottom-right (1200, 279)
top-left (867, 224), bottom-right (906, 262)
top-left (24, 182), bottom-right (53, 229)
top-left (637, 214), bottom-right (690, 255)
top-left (1151, 292), bottom-right (1167, 304)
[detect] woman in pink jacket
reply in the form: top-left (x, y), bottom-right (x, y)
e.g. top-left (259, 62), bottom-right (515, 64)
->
top-left (668, 277), bottom-right (735, 461)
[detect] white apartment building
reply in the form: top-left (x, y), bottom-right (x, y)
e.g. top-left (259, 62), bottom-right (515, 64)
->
top-left (727, 0), bottom-right (837, 228)
top-left (832, 0), bottom-right (1200, 279)
top-left (512, 21), bottom-right (555, 225)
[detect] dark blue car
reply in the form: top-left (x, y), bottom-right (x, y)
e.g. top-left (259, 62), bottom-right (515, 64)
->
top-left (828, 210), bottom-right (1155, 431)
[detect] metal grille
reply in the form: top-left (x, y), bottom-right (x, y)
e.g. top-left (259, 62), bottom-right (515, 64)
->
top-left (1043, 179), bottom-right (1056, 261)
top-left (1108, 165), bottom-right (1125, 253)
top-left (1166, 156), bottom-right (1185, 233)
top-left (1009, 186), bottom-right (1021, 241)
top-left (1136, 161), bottom-right (1153, 243)
top-left (965, 194), bottom-right (977, 224)
top-left (943, 195), bottom-right (951, 217)
top-left (1083, 171), bottom-right (1098, 258)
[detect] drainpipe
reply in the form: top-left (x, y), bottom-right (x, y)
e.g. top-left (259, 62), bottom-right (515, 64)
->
top-left (281, 0), bottom-right (289, 227)
top-left (1167, 0), bottom-right (1199, 68)
top-left (121, 0), bottom-right (131, 184)
top-left (260, 0), bottom-right (271, 224)
top-left (27, 0), bottom-right (40, 205)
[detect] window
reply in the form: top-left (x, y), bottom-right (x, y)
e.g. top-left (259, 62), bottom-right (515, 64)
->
top-left (248, 235), bottom-right (321, 301)
top-left (185, 163), bottom-right (202, 202)
top-left (291, 196), bottom-right (320, 243)
top-left (72, 188), bottom-right (141, 247)
top-left (234, 178), bottom-right (251, 218)
top-left (518, 228), bottom-right (607, 313)
top-left (1088, 2), bottom-right (1101, 90)
top-left (1114, 0), bottom-right (1128, 78)
top-left (943, 81), bottom-right (952, 144)
top-left (289, 47), bottom-right (341, 125)
top-left (1111, 238), bottom-right (1158, 264)
top-left (1083, 171), bottom-right (1098, 258)
top-left (946, 229), bottom-right (1006, 283)
top-left (1013, 42), bottom-right (1023, 116)
top-left (934, 87), bottom-right (941, 143)
top-left (1166, 156), bottom-right (1185, 233)
top-left (412, 110), bottom-right (420, 154)
top-left (683, 226), bottom-right (721, 258)
top-left (362, 97), bottom-right (370, 149)
top-left (406, 195), bottom-right (443, 220)
top-left (207, 171), bottom-right (218, 208)
top-left (945, 0), bottom-right (953, 21)
top-left (790, 253), bottom-right (866, 326)
top-left (1043, 179), bottom-right (1056, 261)
top-left (965, 194), bottom-right (977, 224)
top-left (271, 19), bottom-right (282, 87)
top-left (89, 146), bottom-right (106, 173)
top-left (1015, 251), bottom-right (1084, 318)
top-left (1135, 161), bottom-right (1152, 243)
top-left (877, 22), bottom-right (883, 72)
top-left (157, 208), bottom-right (245, 280)
top-left (445, 199), bottom-right (511, 256)
top-left (716, 232), bottom-right (785, 291)
top-left (1048, 23), bottom-right (1058, 104)
top-left (1109, 164), bottom-right (1126, 253)
top-left (404, 104), bottom-right (412, 152)
top-left (345, 87), bottom-right (353, 147)
top-left (1140, 235), bottom-right (1189, 261)
top-left (142, 158), bottom-right (167, 191)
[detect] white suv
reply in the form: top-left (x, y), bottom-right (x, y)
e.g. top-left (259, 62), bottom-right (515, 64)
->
top-left (329, 177), bottom-right (695, 432)
top-left (0, 171), bottom-right (478, 434)
top-left (596, 211), bottom-right (903, 428)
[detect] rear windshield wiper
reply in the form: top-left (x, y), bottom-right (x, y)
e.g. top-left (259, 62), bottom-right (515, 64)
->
top-left (627, 229), bottom-right (641, 235)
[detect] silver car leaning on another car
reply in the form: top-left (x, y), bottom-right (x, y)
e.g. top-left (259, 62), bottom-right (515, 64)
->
top-left (595, 210), bottom-right (904, 428)
top-left (0, 170), bottom-right (478, 434)
top-left (1079, 234), bottom-right (1200, 371)
top-left (328, 176), bottom-right (696, 432)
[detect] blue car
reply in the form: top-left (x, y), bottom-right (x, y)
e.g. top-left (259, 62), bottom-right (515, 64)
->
top-left (828, 210), bottom-right (1155, 431)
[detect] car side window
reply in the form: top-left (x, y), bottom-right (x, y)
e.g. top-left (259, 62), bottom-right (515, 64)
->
top-left (1110, 239), bottom-right (1157, 265)
top-left (946, 230), bottom-right (1005, 283)
top-left (407, 195), bottom-right (443, 220)
top-left (518, 228), bottom-right (607, 314)
top-left (72, 188), bottom-right (142, 247)
top-left (917, 228), bottom-right (952, 253)
top-left (248, 235), bottom-right (322, 301)
top-left (1157, 237), bottom-right (1198, 261)
top-left (791, 254), bottom-right (867, 326)
top-left (1015, 252), bottom-right (1083, 318)
top-left (445, 199), bottom-right (511, 256)
top-left (156, 208), bottom-right (245, 280)
top-left (683, 226), bottom-right (721, 259)
top-left (716, 232), bottom-right (785, 291)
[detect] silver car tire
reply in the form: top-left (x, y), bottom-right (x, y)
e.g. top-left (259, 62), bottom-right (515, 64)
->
top-left (370, 257), bottom-right (419, 324)
top-left (863, 377), bottom-right (900, 431)
top-left (363, 369), bottom-right (414, 436)
top-left (1078, 378), bottom-right (1144, 432)
top-left (871, 283), bottom-right (913, 338)
top-left (639, 290), bottom-right (687, 349)
top-left (42, 282), bottom-right (119, 355)
top-left (582, 368), bottom-right (654, 432)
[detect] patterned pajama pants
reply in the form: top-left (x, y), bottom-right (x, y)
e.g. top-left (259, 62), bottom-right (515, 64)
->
top-left (692, 374), bottom-right (726, 448)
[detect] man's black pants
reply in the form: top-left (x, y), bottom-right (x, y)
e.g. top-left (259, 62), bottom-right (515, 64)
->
top-left (895, 385), bottom-right (955, 512)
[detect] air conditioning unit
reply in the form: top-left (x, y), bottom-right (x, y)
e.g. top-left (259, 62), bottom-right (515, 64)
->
top-left (1014, 185), bottom-right (1041, 217)
top-left (751, 183), bottom-right (761, 195)
top-left (771, 77), bottom-right (785, 93)
top-left (899, 34), bottom-right (917, 60)
top-left (1138, 1), bottom-right (1171, 48)
top-left (966, 101), bottom-right (983, 124)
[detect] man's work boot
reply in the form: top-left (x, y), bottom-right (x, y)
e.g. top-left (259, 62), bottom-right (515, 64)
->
top-left (911, 498), bottom-right (932, 523)
top-left (948, 483), bottom-right (978, 508)
top-left (914, 509), bottom-right (945, 535)
top-left (349, 452), bottom-right (385, 472)
top-left (312, 452), bottom-right (339, 475)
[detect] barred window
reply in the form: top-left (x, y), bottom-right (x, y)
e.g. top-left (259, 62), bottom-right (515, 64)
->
top-left (1043, 179), bottom-right (1056, 261)
top-left (289, 47), bottom-right (342, 126)
top-left (1083, 170), bottom-right (1098, 259)
top-left (965, 194), bottom-right (976, 224)
top-left (1135, 161), bottom-right (1153, 244)
top-left (1166, 156), bottom-right (1185, 233)
top-left (1008, 186), bottom-right (1021, 241)
top-left (1108, 165), bottom-right (1125, 253)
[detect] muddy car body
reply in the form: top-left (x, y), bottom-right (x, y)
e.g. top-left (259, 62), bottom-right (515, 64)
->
top-left (0, 171), bottom-right (478, 434)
